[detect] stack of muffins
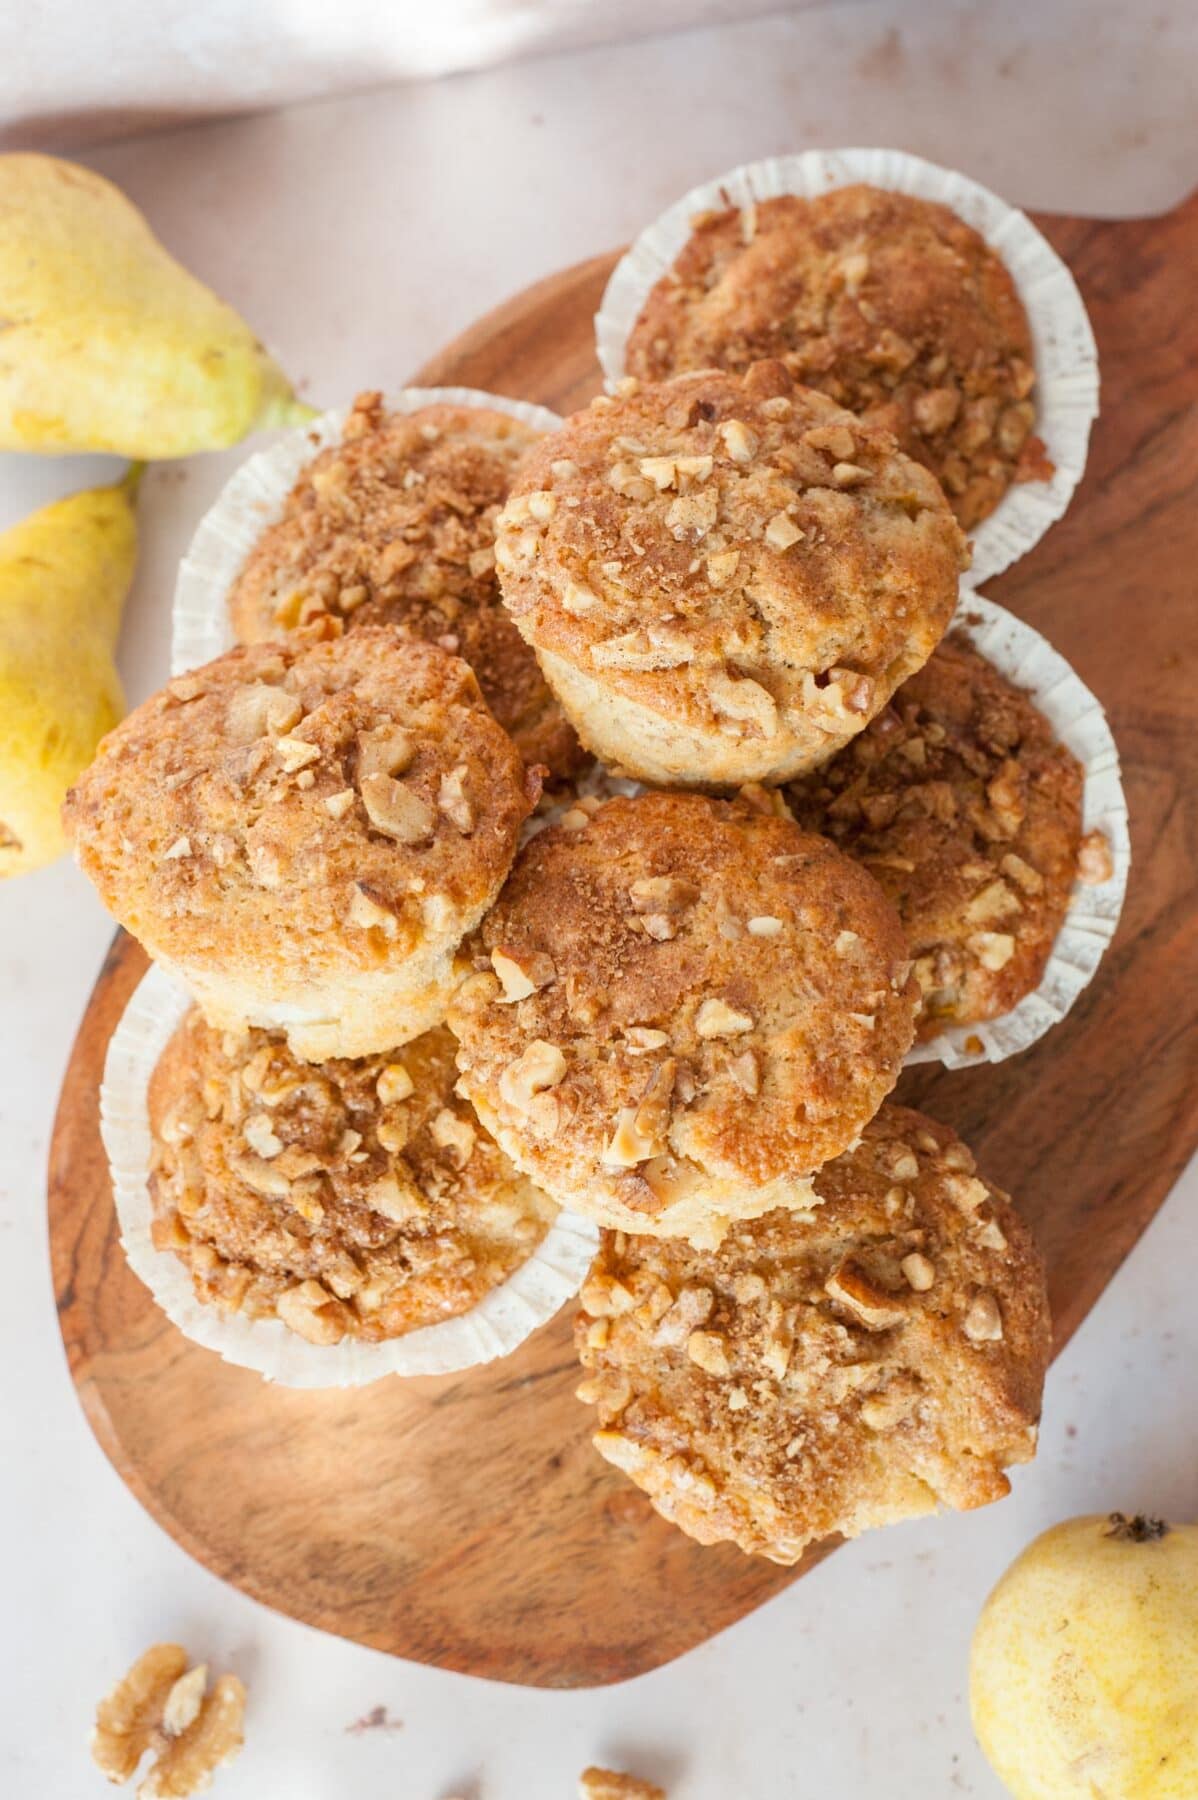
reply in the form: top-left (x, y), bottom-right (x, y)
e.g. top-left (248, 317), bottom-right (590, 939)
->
top-left (66, 171), bottom-right (1121, 1566)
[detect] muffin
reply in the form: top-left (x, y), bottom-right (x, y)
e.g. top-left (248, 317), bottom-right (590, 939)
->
top-left (448, 791), bottom-right (918, 1245)
top-left (227, 392), bottom-right (581, 779)
top-left (575, 1102), bottom-right (1051, 1562)
top-left (495, 363), bottom-right (967, 787)
top-left (786, 633), bottom-right (1084, 1036)
top-left (624, 186), bottom-right (1053, 531)
top-left (64, 629), bottom-right (535, 1059)
top-left (148, 1009), bottom-right (556, 1346)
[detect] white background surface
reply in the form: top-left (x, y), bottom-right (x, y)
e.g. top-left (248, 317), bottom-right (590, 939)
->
top-left (1, 8), bottom-right (1196, 1796)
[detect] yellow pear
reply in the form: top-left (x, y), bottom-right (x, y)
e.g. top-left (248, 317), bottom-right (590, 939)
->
top-left (0, 154), bottom-right (315, 457)
top-left (0, 469), bottom-right (138, 875)
top-left (971, 1511), bottom-right (1198, 1799)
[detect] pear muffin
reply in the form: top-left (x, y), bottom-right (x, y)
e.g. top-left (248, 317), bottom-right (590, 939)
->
top-left (227, 392), bottom-right (582, 780)
top-left (494, 363), bottom-right (967, 787)
top-left (64, 629), bottom-right (535, 1059)
top-left (624, 186), bottom-right (1053, 531)
top-left (575, 1102), bottom-right (1051, 1562)
top-left (448, 790), bottom-right (918, 1245)
top-left (786, 633), bottom-right (1086, 1037)
top-left (148, 1010), bottom-right (556, 1345)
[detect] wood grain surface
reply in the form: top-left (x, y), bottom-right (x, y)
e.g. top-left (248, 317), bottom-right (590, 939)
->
top-left (49, 197), bottom-right (1198, 1688)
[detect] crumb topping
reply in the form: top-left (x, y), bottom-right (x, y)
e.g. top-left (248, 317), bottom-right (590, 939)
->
top-left (148, 1010), bottom-right (555, 1344)
top-left (625, 186), bottom-right (1053, 530)
top-left (786, 633), bottom-right (1084, 1034)
top-left (495, 364), bottom-right (966, 778)
top-left (576, 1102), bottom-right (1050, 1562)
top-left (448, 791), bottom-right (918, 1240)
top-left (64, 630), bottom-right (534, 984)
top-left (228, 393), bottom-right (582, 777)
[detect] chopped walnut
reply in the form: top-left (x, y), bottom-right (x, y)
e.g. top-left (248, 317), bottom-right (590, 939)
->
top-left (375, 1062), bottom-right (414, 1106)
top-left (901, 1252), bottom-right (935, 1292)
top-left (225, 683), bottom-right (301, 744)
top-left (764, 511), bottom-right (804, 551)
top-left (430, 1107), bottom-right (476, 1169)
top-left (276, 1279), bottom-right (349, 1344)
top-left (602, 1106), bottom-right (662, 1168)
top-left (969, 931), bottom-right (1016, 972)
top-left (825, 1259), bottom-right (907, 1330)
top-left (652, 1283), bottom-right (714, 1346)
top-left (347, 884), bottom-right (398, 934)
top-left (629, 877), bottom-right (699, 916)
top-left (964, 1290), bottom-right (1004, 1343)
top-left (695, 998), bottom-right (754, 1038)
top-left (91, 1645), bottom-right (246, 1798)
top-left (275, 733), bottom-right (321, 774)
top-left (1077, 829), bottom-right (1114, 885)
top-left (491, 945), bottom-right (556, 1002)
top-left (579, 1767), bottom-right (665, 1799)
top-left (437, 765), bottom-right (476, 834)
top-left (498, 1039), bottom-right (568, 1113)
top-left (687, 1328), bottom-right (731, 1376)
top-left (359, 774), bottom-right (435, 844)
top-left (718, 419), bottom-right (758, 463)
top-left (356, 724), bottom-right (413, 781)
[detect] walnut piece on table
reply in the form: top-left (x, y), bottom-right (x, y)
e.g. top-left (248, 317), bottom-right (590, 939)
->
top-left (579, 1766), bottom-right (667, 1799)
top-left (91, 1644), bottom-right (246, 1797)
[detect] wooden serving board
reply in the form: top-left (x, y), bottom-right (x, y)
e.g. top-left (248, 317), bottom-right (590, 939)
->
top-left (49, 197), bottom-right (1198, 1689)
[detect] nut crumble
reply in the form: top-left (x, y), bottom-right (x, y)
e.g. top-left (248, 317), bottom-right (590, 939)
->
top-left (786, 634), bottom-right (1085, 1035)
top-left (148, 1011), bottom-right (555, 1344)
top-left (575, 1103), bottom-right (1050, 1561)
top-left (625, 186), bottom-right (1053, 531)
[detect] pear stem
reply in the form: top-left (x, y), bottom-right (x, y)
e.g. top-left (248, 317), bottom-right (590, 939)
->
top-left (1105, 1512), bottom-right (1169, 1543)
top-left (120, 461), bottom-right (147, 502)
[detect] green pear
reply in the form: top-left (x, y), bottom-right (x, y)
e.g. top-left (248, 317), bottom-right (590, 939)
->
top-left (0, 155), bottom-right (315, 457)
top-left (0, 468), bottom-right (139, 875)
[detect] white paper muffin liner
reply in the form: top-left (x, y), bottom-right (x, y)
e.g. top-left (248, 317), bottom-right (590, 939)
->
top-left (595, 148), bottom-right (1099, 588)
top-left (171, 387), bottom-right (565, 677)
top-left (904, 592), bottom-right (1129, 1070)
top-left (99, 962), bottom-right (598, 1388)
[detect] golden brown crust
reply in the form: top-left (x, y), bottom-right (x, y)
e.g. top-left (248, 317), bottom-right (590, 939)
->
top-left (495, 364), bottom-right (966, 787)
top-left (786, 633), bottom-right (1083, 1035)
top-left (227, 393), bottom-right (582, 779)
top-left (148, 1010), bottom-right (555, 1345)
top-left (448, 791), bottom-right (918, 1243)
top-left (64, 631), bottom-right (535, 1055)
top-left (625, 186), bottom-right (1053, 531)
top-left (575, 1102), bottom-right (1050, 1561)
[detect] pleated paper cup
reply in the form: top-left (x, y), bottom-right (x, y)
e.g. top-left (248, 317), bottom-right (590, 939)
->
top-left (596, 148), bottom-right (1099, 587)
top-left (99, 963), bottom-right (598, 1388)
top-left (171, 387), bottom-right (564, 677)
top-left (906, 592), bottom-right (1129, 1070)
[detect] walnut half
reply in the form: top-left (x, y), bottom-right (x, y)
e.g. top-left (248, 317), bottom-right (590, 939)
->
top-left (91, 1644), bottom-right (246, 1797)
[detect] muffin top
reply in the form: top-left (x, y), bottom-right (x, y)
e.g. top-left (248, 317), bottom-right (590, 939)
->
top-left (575, 1102), bottom-right (1050, 1562)
top-left (786, 633), bottom-right (1084, 1036)
top-left (149, 1010), bottom-right (555, 1345)
top-left (495, 364), bottom-right (966, 782)
top-left (64, 629), bottom-right (534, 981)
top-left (448, 791), bottom-right (918, 1242)
top-left (624, 186), bottom-right (1053, 531)
top-left (227, 392), bottom-right (581, 778)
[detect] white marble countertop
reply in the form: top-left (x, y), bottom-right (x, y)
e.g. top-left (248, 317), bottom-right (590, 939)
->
top-left (2, 10), bottom-right (1195, 1795)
